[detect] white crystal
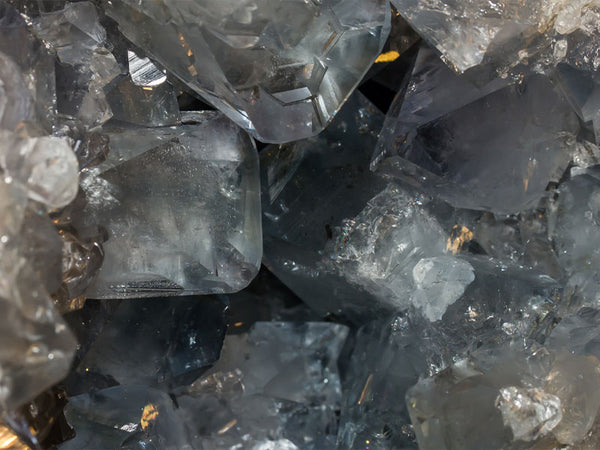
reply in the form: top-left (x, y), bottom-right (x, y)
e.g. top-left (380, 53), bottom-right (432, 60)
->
top-left (496, 386), bottom-right (562, 441)
top-left (0, 131), bottom-right (79, 208)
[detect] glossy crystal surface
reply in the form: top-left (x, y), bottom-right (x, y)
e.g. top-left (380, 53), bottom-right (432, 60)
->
top-left (105, 0), bottom-right (390, 142)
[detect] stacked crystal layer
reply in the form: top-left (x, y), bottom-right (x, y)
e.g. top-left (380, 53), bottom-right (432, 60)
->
top-left (5, 0), bottom-right (600, 449)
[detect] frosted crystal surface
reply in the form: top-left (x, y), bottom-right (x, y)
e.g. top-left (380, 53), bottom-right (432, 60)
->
top-left (179, 321), bottom-right (348, 449)
top-left (496, 386), bottom-right (562, 441)
top-left (407, 347), bottom-right (600, 448)
top-left (105, 0), bottom-right (390, 142)
top-left (74, 112), bottom-right (261, 298)
top-left (374, 51), bottom-right (579, 214)
top-left (0, 131), bottom-right (79, 208)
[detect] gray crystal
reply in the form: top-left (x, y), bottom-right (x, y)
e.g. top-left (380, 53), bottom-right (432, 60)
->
top-left (0, 193), bottom-right (76, 412)
top-left (553, 168), bottom-right (600, 308)
top-left (338, 261), bottom-right (561, 449)
top-left (374, 57), bottom-right (578, 213)
top-left (0, 2), bottom-right (56, 132)
top-left (59, 386), bottom-right (191, 449)
top-left (178, 321), bottom-right (348, 449)
top-left (33, 1), bottom-right (121, 128)
top-left (72, 296), bottom-right (226, 389)
top-left (106, 75), bottom-right (181, 127)
top-left (0, 130), bottom-right (79, 208)
top-left (263, 92), bottom-right (476, 322)
top-left (407, 346), bottom-right (600, 448)
top-left (74, 112), bottom-right (261, 298)
top-left (104, 0), bottom-right (390, 143)
top-left (390, 0), bottom-right (600, 74)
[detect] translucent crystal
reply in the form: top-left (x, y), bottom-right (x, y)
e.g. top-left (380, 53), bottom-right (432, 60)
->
top-left (553, 168), bottom-right (600, 308)
top-left (71, 296), bottom-right (226, 389)
top-left (74, 112), bottom-right (261, 298)
top-left (338, 258), bottom-right (561, 449)
top-left (407, 346), bottom-right (600, 448)
top-left (0, 206), bottom-right (76, 411)
top-left (374, 55), bottom-right (579, 213)
top-left (0, 2), bottom-right (56, 131)
top-left (33, 1), bottom-right (120, 128)
top-left (0, 51), bottom-right (33, 130)
top-left (496, 386), bottom-right (562, 441)
top-left (104, 0), bottom-right (390, 142)
top-left (390, 0), bottom-right (600, 74)
top-left (410, 256), bottom-right (475, 322)
top-left (263, 92), bottom-right (479, 322)
top-left (59, 386), bottom-right (191, 449)
top-left (0, 131), bottom-right (79, 208)
top-left (106, 76), bottom-right (181, 127)
top-left (178, 321), bottom-right (348, 449)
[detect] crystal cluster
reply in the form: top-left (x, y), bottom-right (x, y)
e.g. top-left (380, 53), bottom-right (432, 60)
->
top-left (4, 0), bottom-right (600, 449)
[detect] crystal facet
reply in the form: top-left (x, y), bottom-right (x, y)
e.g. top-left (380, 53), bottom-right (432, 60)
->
top-left (105, 0), bottom-right (390, 142)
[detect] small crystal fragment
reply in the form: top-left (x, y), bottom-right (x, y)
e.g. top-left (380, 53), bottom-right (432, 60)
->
top-left (496, 386), bottom-right (562, 441)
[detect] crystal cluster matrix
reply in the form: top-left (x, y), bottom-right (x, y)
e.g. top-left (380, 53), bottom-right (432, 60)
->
top-left (5, 0), bottom-right (600, 449)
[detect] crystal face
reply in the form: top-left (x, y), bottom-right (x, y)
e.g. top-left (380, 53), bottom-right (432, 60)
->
top-left (73, 112), bottom-right (262, 298)
top-left (105, 0), bottom-right (390, 143)
top-left (373, 47), bottom-right (579, 214)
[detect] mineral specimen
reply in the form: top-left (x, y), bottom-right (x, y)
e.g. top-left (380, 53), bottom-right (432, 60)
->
top-left (374, 47), bottom-right (579, 213)
top-left (105, 0), bottom-right (391, 142)
top-left (5, 0), bottom-right (600, 449)
top-left (71, 112), bottom-right (261, 298)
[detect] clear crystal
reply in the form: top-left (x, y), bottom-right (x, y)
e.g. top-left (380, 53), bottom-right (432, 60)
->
top-left (105, 0), bottom-right (390, 142)
top-left (72, 112), bottom-right (261, 297)
top-left (374, 53), bottom-right (578, 214)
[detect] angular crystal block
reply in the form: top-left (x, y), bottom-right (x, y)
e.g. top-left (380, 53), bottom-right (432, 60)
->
top-left (104, 0), bottom-right (390, 142)
top-left (338, 261), bottom-right (560, 449)
top-left (71, 296), bottom-right (227, 389)
top-left (0, 2), bottom-right (56, 131)
top-left (553, 168), bottom-right (600, 308)
top-left (60, 386), bottom-right (190, 449)
top-left (263, 92), bottom-right (474, 321)
top-left (178, 321), bottom-right (348, 449)
top-left (74, 112), bottom-right (261, 298)
top-left (406, 345), bottom-right (600, 448)
top-left (374, 50), bottom-right (579, 214)
top-left (390, 0), bottom-right (600, 74)
top-left (33, 1), bottom-right (120, 128)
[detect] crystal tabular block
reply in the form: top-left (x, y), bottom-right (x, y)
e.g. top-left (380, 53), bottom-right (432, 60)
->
top-left (105, 0), bottom-right (390, 143)
top-left (374, 50), bottom-right (579, 214)
top-left (262, 92), bottom-right (474, 322)
top-left (390, 0), bottom-right (600, 74)
top-left (77, 112), bottom-right (261, 298)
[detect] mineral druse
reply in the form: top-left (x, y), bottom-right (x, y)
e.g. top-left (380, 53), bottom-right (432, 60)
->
top-left (70, 112), bottom-right (262, 298)
top-left (5, 0), bottom-right (600, 449)
top-left (104, 0), bottom-right (391, 143)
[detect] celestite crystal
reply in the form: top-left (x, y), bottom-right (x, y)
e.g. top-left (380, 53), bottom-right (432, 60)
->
top-left (105, 0), bottom-right (390, 143)
top-left (374, 47), bottom-right (579, 214)
top-left (391, 0), bottom-right (600, 74)
top-left (68, 111), bottom-right (261, 298)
